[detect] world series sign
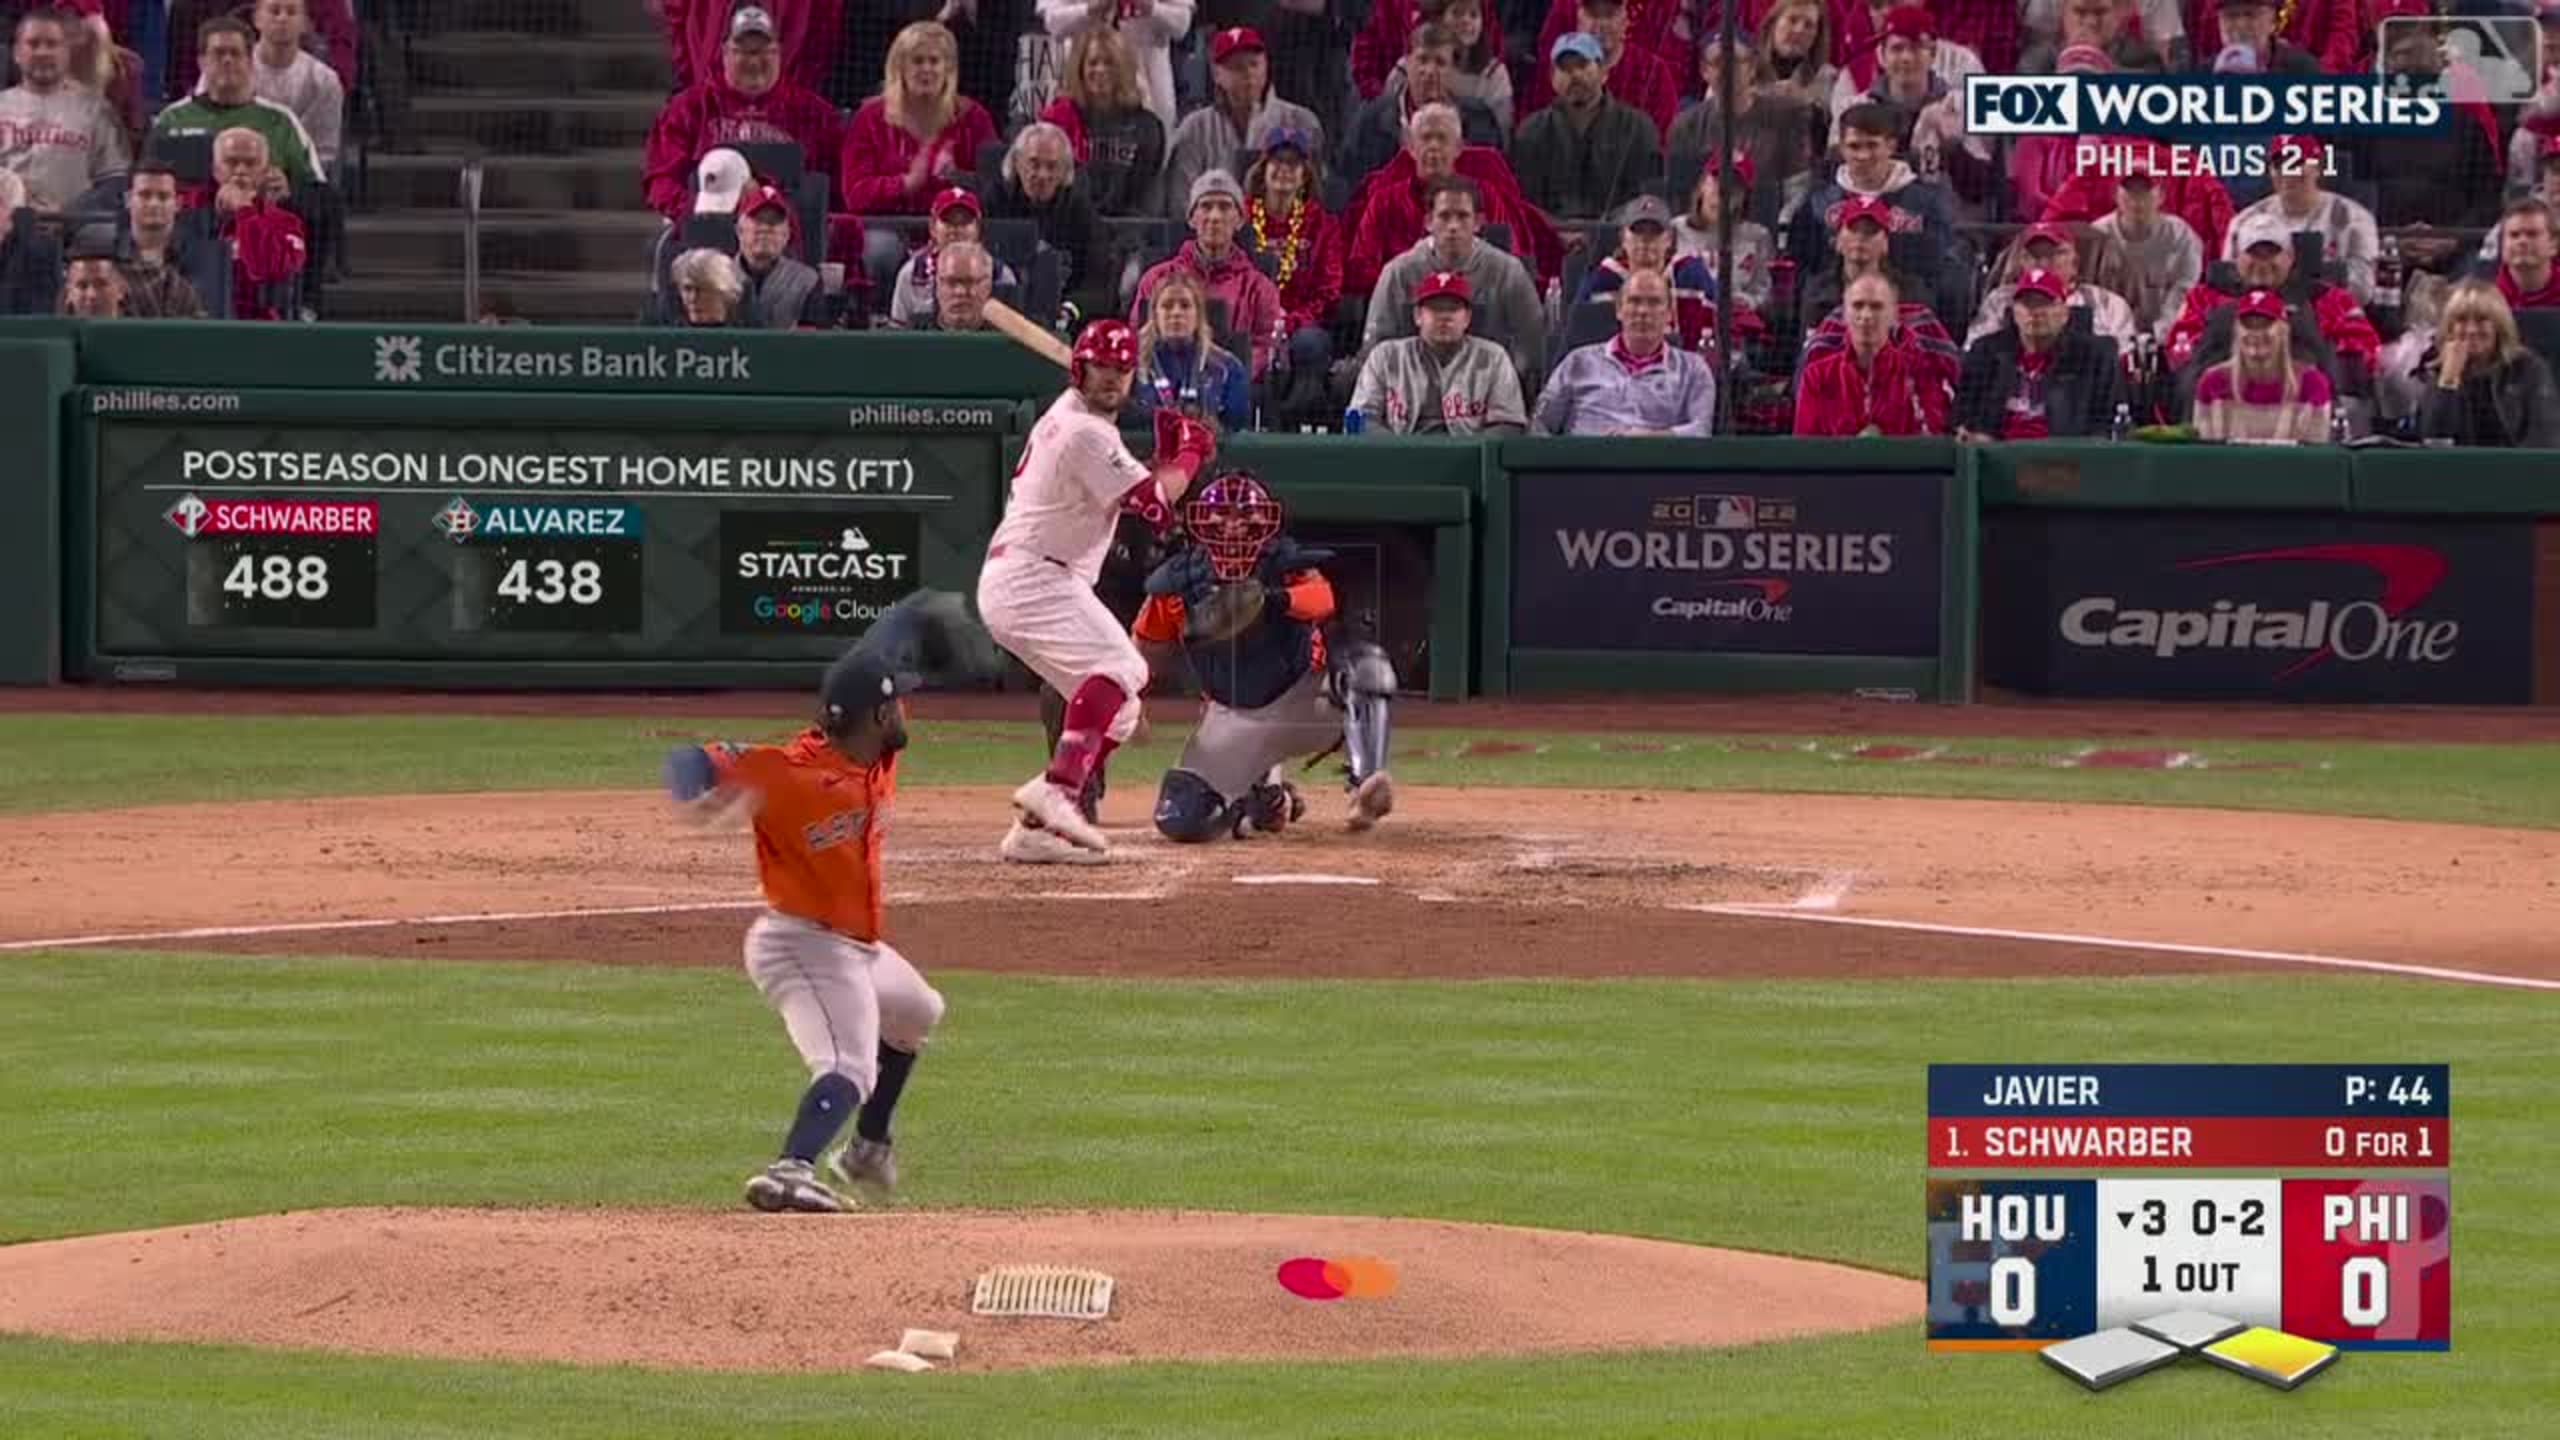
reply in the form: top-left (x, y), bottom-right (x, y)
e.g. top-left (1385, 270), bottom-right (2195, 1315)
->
top-left (1926, 1065), bottom-right (2450, 1387)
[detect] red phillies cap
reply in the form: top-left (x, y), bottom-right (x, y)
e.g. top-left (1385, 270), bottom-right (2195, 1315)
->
top-left (931, 185), bottom-right (981, 220)
top-left (1880, 5), bottom-right (1936, 42)
top-left (739, 182), bottom-right (794, 221)
top-left (2020, 219), bottom-right (2075, 251)
top-left (1211, 27), bottom-right (1266, 63)
top-left (1834, 194), bottom-right (1896, 232)
top-left (1415, 269), bottom-right (1474, 305)
top-left (2235, 288), bottom-right (2287, 323)
top-left (1718, 150), bottom-right (1757, 193)
top-left (2013, 266), bottom-right (2066, 302)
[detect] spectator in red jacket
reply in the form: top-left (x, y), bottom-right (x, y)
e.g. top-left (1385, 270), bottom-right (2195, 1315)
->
top-left (2167, 211), bottom-right (2379, 378)
top-left (192, 125), bottom-right (305, 319)
top-left (663, 0), bottom-right (840, 95)
top-left (643, 6), bottom-right (846, 222)
top-left (1797, 193), bottom-right (1962, 396)
top-left (1133, 169), bottom-right (1289, 378)
top-left (1346, 102), bottom-right (1563, 294)
top-left (1794, 271), bottom-right (1951, 434)
top-left (1519, 0), bottom-right (1679, 138)
top-left (841, 19), bottom-right (998, 289)
top-left (2494, 197), bottom-right (2560, 311)
top-left (1243, 126), bottom-right (1343, 377)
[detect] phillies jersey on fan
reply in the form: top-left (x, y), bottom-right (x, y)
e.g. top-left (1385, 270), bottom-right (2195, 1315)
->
top-left (988, 389), bottom-right (1154, 582)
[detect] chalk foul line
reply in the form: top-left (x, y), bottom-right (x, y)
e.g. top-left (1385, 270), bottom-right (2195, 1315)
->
top-left (1680, 904), bottom-right (2560, 992)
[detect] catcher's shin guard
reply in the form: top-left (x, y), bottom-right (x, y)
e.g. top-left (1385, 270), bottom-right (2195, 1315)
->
top-left (1329, 641), bottom-right (1397, 784)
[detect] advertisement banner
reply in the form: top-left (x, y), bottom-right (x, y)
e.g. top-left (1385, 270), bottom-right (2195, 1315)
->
top-left (88, 418), bottom-right (997, 664)
top-left (1982, 513), bottom-right (2535, 703)
top-left (1510, 471), bottom-right (1943, 656)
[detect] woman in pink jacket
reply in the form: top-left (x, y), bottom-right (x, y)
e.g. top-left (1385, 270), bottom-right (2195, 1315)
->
top-left (840, 21), bottom-right (999, 298)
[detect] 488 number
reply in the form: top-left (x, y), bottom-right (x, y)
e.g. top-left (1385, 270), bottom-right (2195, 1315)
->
top-left (222, 553), bottom-right (330, 601)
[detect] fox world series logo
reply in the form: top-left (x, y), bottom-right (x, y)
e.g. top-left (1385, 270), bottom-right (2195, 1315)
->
top-left (1964, 18), bottom-right (2538, 148)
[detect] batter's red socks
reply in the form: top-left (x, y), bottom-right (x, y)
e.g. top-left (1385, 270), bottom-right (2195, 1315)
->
top-left (1044, 676), bottom-right (1127, 792)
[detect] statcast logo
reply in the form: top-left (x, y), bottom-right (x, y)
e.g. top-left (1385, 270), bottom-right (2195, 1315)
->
top-left (733, 525), bottom-right (912, 583)
top-left (1654, 580), bottom-right (1794, 623)
top-left (2058, 543), bottom-right (2459, 679)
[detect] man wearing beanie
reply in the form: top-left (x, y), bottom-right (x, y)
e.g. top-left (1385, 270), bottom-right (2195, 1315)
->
top-left (1133, 169), bottom-right (1287, 378)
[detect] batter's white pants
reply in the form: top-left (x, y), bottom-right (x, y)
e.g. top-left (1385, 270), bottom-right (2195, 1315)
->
top-left (976, 553), bottom-right (1147, 742)
top-left (743, 911), bottom-right (943, 1099)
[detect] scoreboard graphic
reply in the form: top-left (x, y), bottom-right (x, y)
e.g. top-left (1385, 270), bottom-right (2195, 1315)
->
top-left (1926, 1064), bottom-right (2450, 1372)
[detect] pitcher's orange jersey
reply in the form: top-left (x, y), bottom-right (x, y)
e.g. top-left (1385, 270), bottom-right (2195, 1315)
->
top-left (708, 728), bottom-right (896, 941)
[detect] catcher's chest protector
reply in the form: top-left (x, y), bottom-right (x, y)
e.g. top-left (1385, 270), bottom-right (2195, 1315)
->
top-left (1183, 563), bottom-right (1319, 712)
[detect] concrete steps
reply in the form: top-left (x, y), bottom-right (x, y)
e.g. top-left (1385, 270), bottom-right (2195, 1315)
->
top-left (327, 268), bottom-right (650, 324)
top-left (362, 150), bottom-right (647, 215)
top-left (406, 34), bottom-right (672, 95)
top-left (349, 209), bottom-right (665, 273)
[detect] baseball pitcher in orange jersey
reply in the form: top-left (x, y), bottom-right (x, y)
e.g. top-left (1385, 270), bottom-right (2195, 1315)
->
top-left (664, 617), bottom-right (954, 1213)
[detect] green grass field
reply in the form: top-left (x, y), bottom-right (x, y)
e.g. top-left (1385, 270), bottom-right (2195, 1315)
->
top-left (2, 715), bottom-right (2552, 1438)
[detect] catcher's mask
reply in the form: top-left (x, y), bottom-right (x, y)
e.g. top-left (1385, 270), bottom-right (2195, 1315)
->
top-left (1183, 470), bottom-right (1284, 581)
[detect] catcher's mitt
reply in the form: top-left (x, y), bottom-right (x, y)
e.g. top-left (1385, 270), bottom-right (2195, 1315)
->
top-left (1183, 580), bottom-right (1268, 644)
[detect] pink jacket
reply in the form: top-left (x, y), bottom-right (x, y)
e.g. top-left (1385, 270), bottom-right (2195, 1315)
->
top-left (1132, 239), bottom-right (1286, 379)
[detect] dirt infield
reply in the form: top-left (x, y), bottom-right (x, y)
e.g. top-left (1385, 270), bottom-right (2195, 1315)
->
top-left (3, 766), bottom-right (2551, 1376)
top-left (0, 1208), bottom-right (1919, 1373)
top-left (4, 786), bottom-right (2555, 981)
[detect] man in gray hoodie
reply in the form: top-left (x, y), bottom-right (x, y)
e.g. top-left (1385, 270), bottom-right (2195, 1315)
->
top-left (1161, 26), bottom-right (1326, 223)
top-left (1361, 174), bottom-right (1545, 390)
top-left (732, 182), bottom-right (825, 329)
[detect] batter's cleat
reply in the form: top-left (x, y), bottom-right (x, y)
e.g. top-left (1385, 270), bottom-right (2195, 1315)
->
top-left (1345, 772), bottom-right (1396, 832)
top-left (1014, 776), bottom-right (1109, 852)
top-left (1000, 817), bottom-right (1109, 865)
top-left (827, 1138), bottom-right (899, 1197)
top-left (743, 1158), bottom-right (847, 1214)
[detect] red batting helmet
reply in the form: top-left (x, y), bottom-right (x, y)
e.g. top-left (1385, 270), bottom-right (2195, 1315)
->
top-left (1183, 469), bottom-right (1284, 581)
top-left (1071, 318), bottom-right (1138, 383)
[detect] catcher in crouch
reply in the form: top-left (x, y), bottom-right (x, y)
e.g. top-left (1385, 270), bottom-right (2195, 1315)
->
top-left (1133, 469), bottom-right (1398, 842)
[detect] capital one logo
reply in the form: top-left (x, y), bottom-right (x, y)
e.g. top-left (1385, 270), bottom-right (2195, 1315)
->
top-left (1966, 75), bottom-right (2080, 134)
top-left (373, 334), bottom-right (424, 383)
top-left (2060, 544), bottom-right (2458, 679)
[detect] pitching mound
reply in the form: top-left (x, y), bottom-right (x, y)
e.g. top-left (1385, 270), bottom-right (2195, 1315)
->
top-left (0, 1208), bottom-right (1917, 1373)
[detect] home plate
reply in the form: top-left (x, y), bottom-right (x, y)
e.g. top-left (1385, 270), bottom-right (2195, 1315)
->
top-left (1233, 874), bottom-right (1382, 887)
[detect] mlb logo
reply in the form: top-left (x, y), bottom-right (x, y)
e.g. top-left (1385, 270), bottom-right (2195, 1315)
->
top-left (1965, 75), bottom-right (2079, 135)
top-left (1703, 495), bottom-right (1757, 530)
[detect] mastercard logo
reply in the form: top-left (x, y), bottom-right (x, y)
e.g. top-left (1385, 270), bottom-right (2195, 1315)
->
top-left (1276, 1255), bottom-right (1398, 1301)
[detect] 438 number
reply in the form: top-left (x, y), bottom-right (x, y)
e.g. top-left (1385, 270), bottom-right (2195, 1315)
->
top-left (222, 553), bottom-right (330, 601)
top-left (497, 558), bottom-right (605, 606)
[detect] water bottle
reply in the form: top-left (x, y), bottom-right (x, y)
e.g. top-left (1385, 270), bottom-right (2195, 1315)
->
top-left (2110, 401), bottom-right (2132, 441)
top-left (1341, 406), bottom-right (1366, 435)
top-left (2330, 402), bottom-right (2353, 445)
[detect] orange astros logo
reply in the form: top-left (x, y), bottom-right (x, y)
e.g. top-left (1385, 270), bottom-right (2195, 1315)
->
top-left (1276, 1255), bottom-right (1398, 1301)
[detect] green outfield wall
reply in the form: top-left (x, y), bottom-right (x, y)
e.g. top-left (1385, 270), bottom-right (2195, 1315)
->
top-left (3, 321), bottom-right (2551, 703)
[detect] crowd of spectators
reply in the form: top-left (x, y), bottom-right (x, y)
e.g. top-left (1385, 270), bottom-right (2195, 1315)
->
top-left (13, 0), bottom-right (2560, 447)
top-left (2, 2), bottom-right (338, 320)
top-left (628, 0), bottom-right (2560, 444)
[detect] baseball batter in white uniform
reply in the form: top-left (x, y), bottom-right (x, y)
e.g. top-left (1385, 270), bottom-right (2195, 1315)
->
top-left (978, 318), bottom-right (1219, 862)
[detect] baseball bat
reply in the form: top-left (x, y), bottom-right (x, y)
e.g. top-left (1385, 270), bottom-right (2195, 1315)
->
top-left (981, 297), bottom-right (1074, 370)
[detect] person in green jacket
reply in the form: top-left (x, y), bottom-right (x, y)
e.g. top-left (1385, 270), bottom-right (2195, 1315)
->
top-left (149, 16), bottom-right (323, 188)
